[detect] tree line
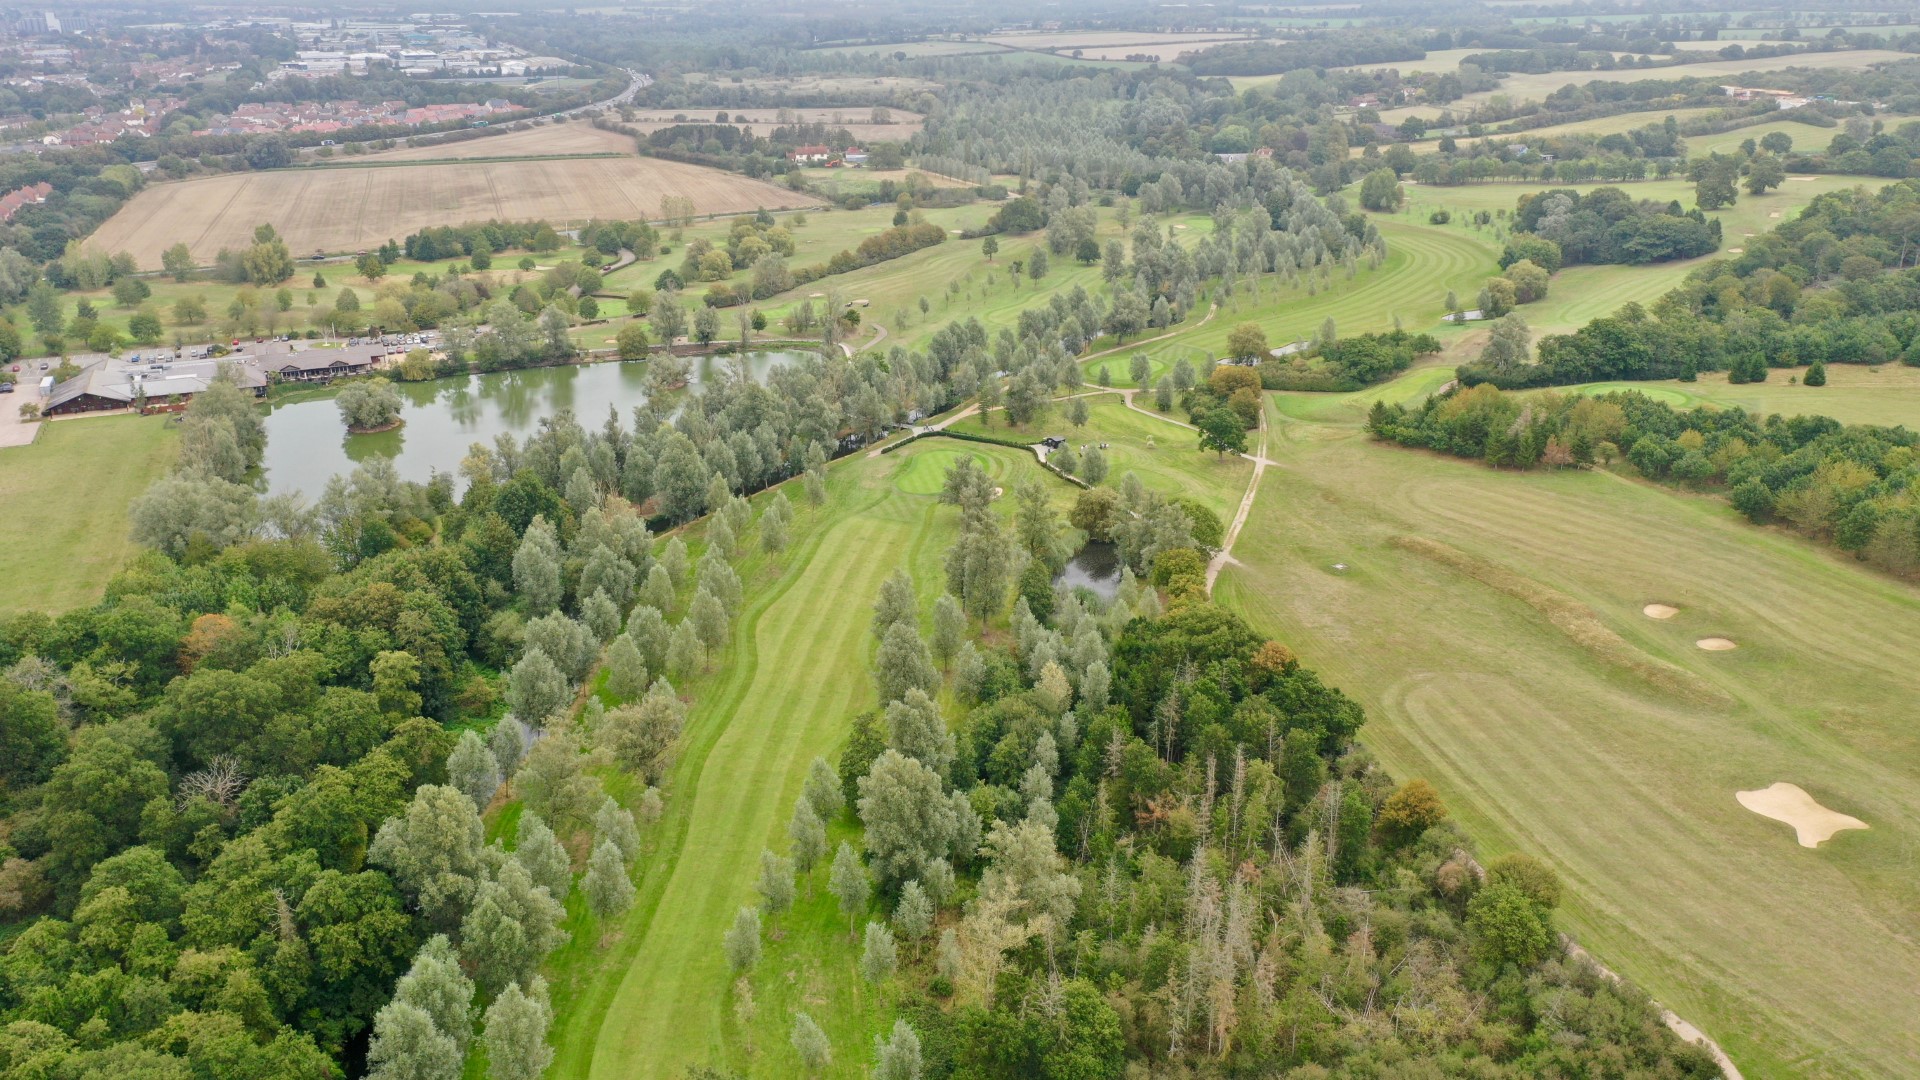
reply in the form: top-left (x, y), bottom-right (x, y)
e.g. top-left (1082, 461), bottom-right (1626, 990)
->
top-left (1367, 385), bottom-right (1920, 577)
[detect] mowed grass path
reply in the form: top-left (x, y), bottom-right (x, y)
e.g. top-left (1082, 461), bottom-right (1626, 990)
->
top-left (1216, 384), bottom-right (1920, 1078)
top-left (0, 415), bottom-right (176, 613)
top-left (555, 441), bottom-right (1032, 1079)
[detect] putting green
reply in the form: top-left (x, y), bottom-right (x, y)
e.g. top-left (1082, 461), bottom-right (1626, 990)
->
top-left (892, 446), bottom-right (989, 494)
top-left (1567, 383), bottom-right (1695, 407)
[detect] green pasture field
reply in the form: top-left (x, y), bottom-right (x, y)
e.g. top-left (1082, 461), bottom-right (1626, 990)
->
top-left (1215, 381), bottom-right (1920, 1078)
top-left (544, 439), bottom-right (1073, 1079)
top-left (0, 413), bottom-right (177, 614)
top-left (1545, 363), bottom-right (1920, 429)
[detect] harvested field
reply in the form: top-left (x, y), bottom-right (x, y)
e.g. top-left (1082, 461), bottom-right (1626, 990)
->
top-left (681, 74), bottom-right (936, 96)
top-left (623, 106), bottom-right (922, 144)
top-left (1374, 49), bottom-right (1914, 121)
top-left (981, 30), bottom-right (1255, 50)
top-left (1332, 47), bottom-right (1495, 73)
top-left (351, 121), bottom-right (634, 161)
top-left (810, 40), bottom-right (1010, 58)
top-left (1055, 39), bottom-right (1254, 61)
top-left (796, 166), bottom-right (971, 189)
top-left (90, 157), bottom-right (814, 265)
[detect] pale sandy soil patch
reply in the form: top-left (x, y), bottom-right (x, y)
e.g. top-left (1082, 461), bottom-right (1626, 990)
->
top-left (1643, 603), bottom-right (1678, 619)
top-left (1736, 782), bottom-right (1868, 847)
top-left (1696, 637), bottom-right (1737, 651)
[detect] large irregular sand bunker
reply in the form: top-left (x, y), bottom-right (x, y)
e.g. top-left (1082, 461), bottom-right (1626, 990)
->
top-left (1643, 603), bottom-right (1679, 619)
top-left (1696, 637), bottom-right (1737, 651)
top-left (1737, 783), bottom-right (1868, 848)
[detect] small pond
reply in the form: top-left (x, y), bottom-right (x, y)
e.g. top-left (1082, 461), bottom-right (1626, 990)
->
top-left (1054, 541), bottom-right (1123, 600)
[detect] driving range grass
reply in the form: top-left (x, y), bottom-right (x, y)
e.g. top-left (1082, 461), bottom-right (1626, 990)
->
top-left (0, 413), bottom-right (177, 613)
top-left (1214, 384), bottom-right (1920, 1078)
top-left (545, 439), bottom-right (1044, 1080)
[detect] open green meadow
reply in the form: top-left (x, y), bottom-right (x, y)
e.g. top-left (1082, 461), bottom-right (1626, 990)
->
top-left (1213, 380), bottom-right (1920, 1078)
top-left (1547, 363), bottom-right (1920, 428)
top-left (0, 413), bottom-right (177, 613)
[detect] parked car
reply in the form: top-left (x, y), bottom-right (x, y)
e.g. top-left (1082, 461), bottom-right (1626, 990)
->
top-left (0, 382), bottom-right (13, 394)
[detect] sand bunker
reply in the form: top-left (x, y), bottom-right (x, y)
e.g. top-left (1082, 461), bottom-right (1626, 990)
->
top-left (1643, 603), bottom-right (1679, 619)
top-left (1737, 783), bottom-right (1868, 848)
top-left (1696, 637), bottom-right (1737, 651)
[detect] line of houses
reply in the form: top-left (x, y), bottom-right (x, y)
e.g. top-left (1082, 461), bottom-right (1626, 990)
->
top-left (0, 181), bottom-right (51, 221)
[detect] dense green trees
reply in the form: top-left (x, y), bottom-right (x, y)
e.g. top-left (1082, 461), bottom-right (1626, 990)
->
top-left (1357, 167), bottom-right (1404, 211)
top-left (336, 377), bottom-right (405, 432)
top-left (1512, 186), bottom-right (1718, 266)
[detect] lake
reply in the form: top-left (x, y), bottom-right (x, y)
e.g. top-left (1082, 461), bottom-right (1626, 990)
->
top-left (261, 352), bottom-right (804, 498)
